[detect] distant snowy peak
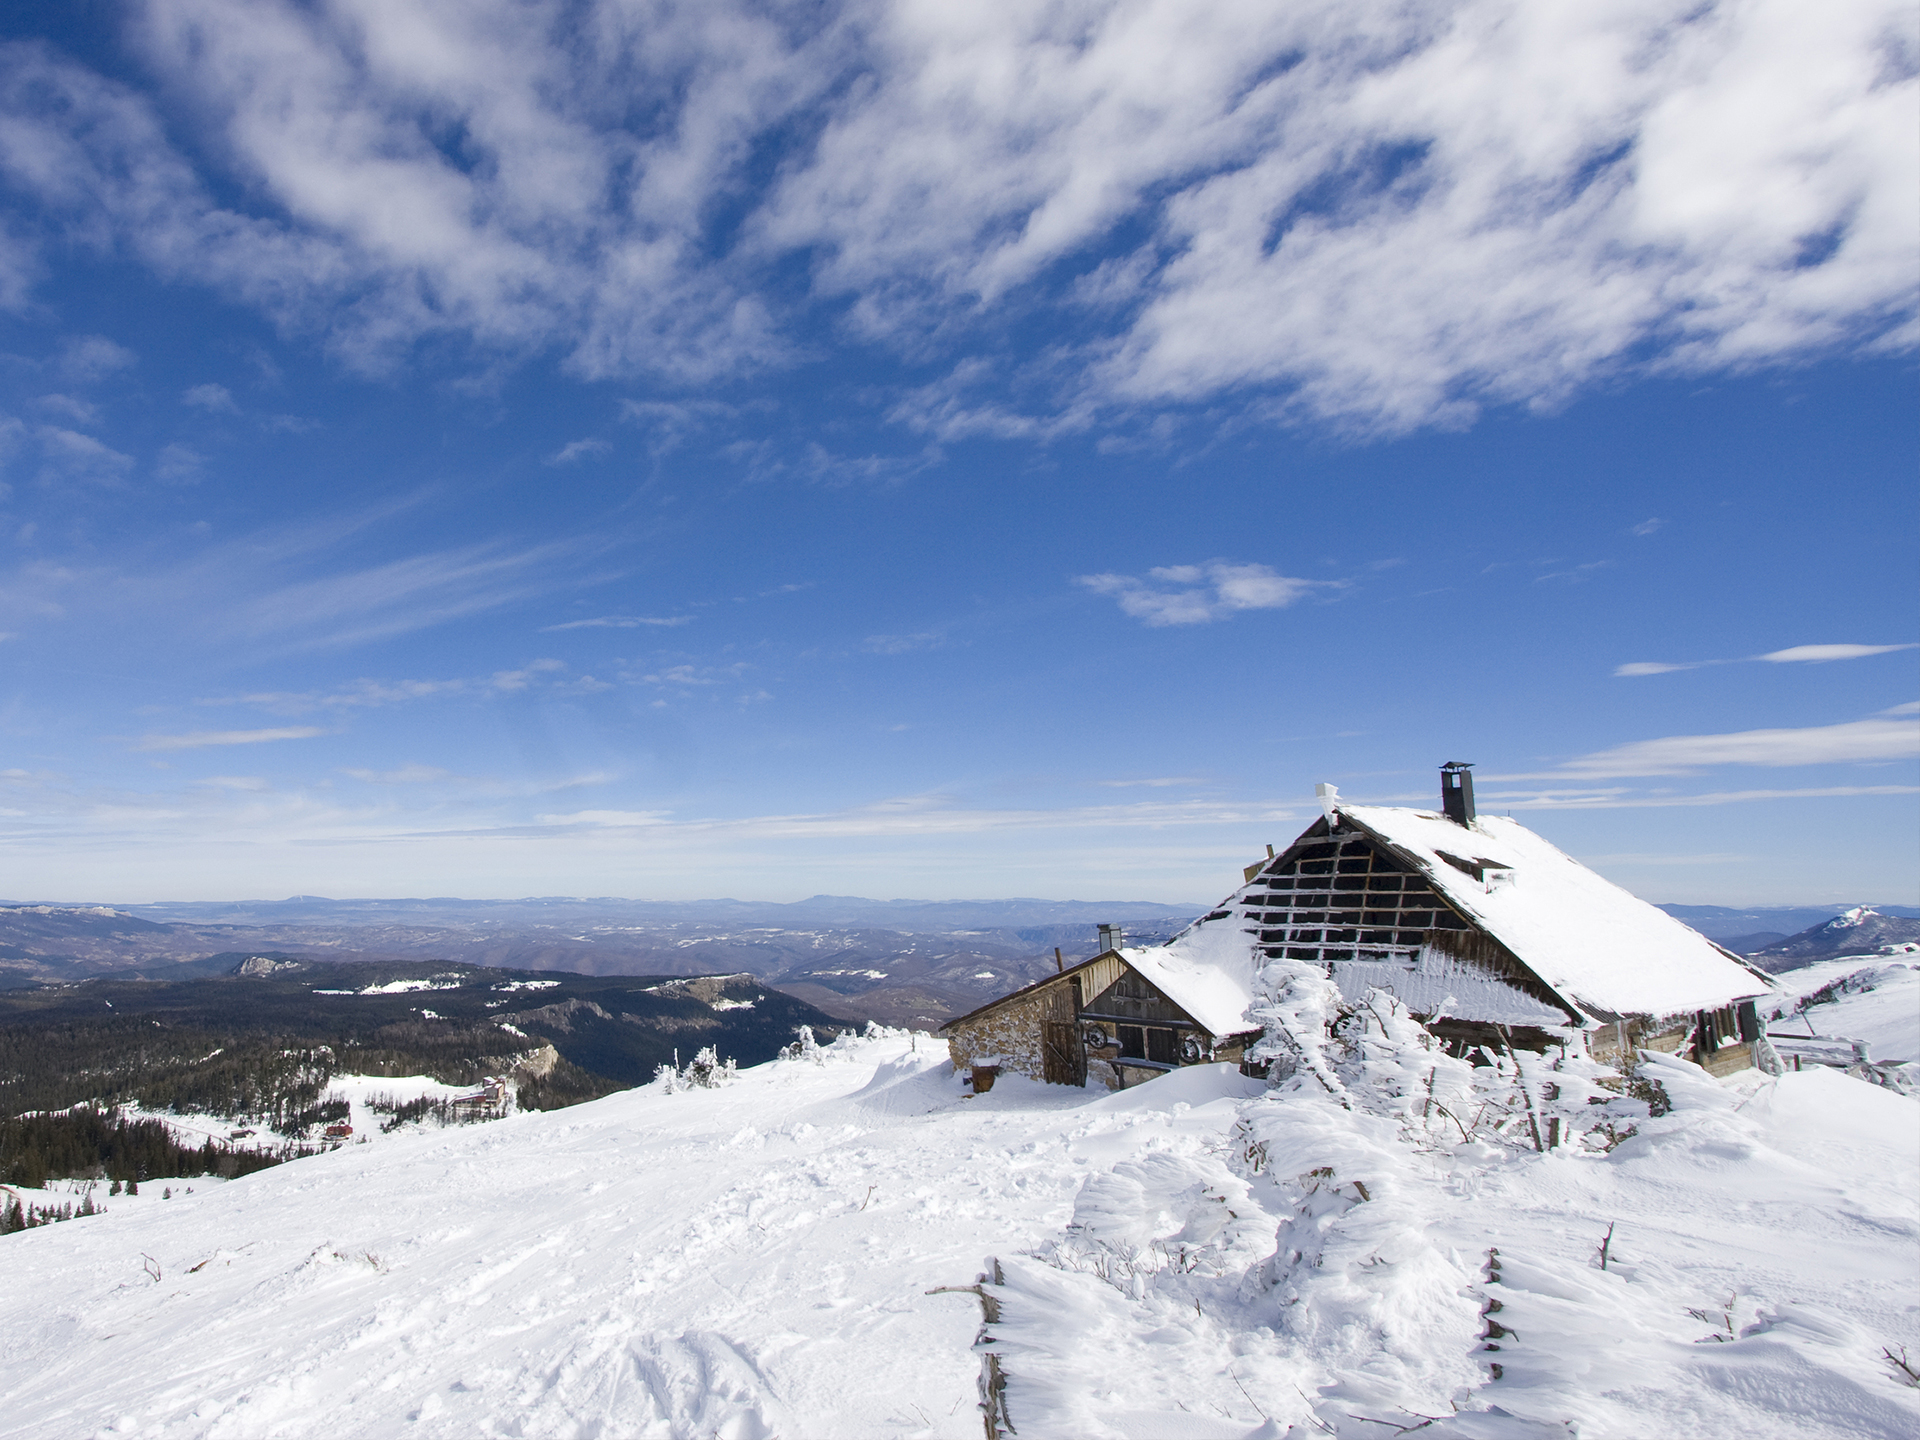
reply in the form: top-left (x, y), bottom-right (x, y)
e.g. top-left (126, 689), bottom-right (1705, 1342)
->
top-left (1752, 908), bottom-right (1920, 972)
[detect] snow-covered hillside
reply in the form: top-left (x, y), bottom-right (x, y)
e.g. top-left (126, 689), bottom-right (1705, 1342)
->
top-left (1763, 957), bottom-right (1920, 1065)
top-left (2, 1028), bottom-right (1915, 1438)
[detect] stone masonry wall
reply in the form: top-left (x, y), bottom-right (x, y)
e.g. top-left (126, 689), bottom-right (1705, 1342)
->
top-left (946, 979), bottom-right (1072, 1083)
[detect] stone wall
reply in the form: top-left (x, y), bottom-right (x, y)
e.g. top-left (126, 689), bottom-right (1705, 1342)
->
top-left (945, 978), bottom-right (1072, 1083)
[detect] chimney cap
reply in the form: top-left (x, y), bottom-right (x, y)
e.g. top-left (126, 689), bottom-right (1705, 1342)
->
top-left (1440, 760), bottom-right (1475, 770)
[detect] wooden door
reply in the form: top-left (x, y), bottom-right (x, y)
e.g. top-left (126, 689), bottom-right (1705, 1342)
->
top-left (1043, 1021), bottom-right (1085, 1086)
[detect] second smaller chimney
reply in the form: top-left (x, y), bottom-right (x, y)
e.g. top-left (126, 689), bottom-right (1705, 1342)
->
top-left (1440, 761), bottom-right (1476, 826)
top-left (1097, 923), bottom-right (1120, 953)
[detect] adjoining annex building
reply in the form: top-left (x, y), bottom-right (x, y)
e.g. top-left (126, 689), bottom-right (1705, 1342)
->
top-left (941, 763), bottom-right (1778, 1090)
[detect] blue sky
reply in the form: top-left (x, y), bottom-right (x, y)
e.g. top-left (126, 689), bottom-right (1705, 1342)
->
top-left (0, 0), bottom-right (1915, 906)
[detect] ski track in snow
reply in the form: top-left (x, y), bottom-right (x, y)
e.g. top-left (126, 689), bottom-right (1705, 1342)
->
top-left (2, 1033), bottom-right (1916, 1438)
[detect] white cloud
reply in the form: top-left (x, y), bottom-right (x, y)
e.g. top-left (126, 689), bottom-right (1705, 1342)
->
top-left (1500, 716), bottom-right (1920, 778)
top-left (1079, 560), bottom-right (1323, 626)
top-left (1615, 641), bottom-right (1917, 676)
top-left (763, 0), bottom-right (1920, 430)
top-left (55, 335), bottom-right (135, 383)
top-left (182, 383), bottom-right (237, 412)
top-left (863, 632), bottom-right (941, 654)
top-left (1760, 642), bottom-right (1918, 663)
top-left (212, 533), bottom-right (596, 652)
top-left (546, 438), bottom-right (609, 465)
top-left (135, 726), bottom-right (326, 751)
top-left (35, 426), bottom-right (133, 486)
top-left (490, 659), bottom-right (566, 692)
top-left (342, 764), bottom-right (450, 784)
top-left (1486, 784), bottom-right (1920, 810)
top-left (540, 614), bottom-right (694, 631)
top-left (155, 443), bottom-right (205, 483)
top-left (0, 2), bottom-right (1908, 431)
top-left (1613, 661), bottom-right (1698, 677)
top-left (33, 394), bottom-right (99, 425)
top-left (1630, 518), bottom-right (1663, 537)
top-left (208, 676), bottom-right (472, 714)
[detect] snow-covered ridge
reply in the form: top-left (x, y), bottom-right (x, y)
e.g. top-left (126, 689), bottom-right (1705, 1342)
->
top-left (2, 1018), bottom-right (1915, 1437)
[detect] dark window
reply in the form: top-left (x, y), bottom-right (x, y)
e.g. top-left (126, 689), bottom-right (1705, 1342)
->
top-left (1334, 876), bottom-right (1368, 891)
top-left (1146, 1028), bottom-right (1178, 1065)
top-left (1362, 929), bottom-right (1394, 943)
top-left (1284, 946), bottom-right (1320, 960)
top-left (1117, 1025), bottom-right (1146, 1059)
top-left (1337, 857), bottom-right (1372, 874)
top-left (1300, 860), bottom-right (1334, 875)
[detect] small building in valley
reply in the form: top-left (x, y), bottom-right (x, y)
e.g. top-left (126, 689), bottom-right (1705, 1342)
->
top-left (942, 763), bottom-right (1778, 1089)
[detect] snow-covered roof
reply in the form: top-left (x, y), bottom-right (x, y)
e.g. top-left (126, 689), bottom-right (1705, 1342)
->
top-left (1115, 919), bottom-right (1261, 1038)
top-left (1332, 805), bottom-right (1773, 1019)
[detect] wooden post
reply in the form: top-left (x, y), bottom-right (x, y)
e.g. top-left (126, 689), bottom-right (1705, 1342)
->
top-left (1054, 947), bottom-right (1063, 972)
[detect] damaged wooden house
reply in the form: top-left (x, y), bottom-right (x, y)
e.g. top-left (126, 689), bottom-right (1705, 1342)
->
top-left (942, 762), bottom-right (1778, 1090)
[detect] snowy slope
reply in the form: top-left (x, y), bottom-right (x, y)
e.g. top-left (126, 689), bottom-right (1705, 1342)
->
top-left (1762, 957), bottom-right (1920, 1064)
top-left (2, 1031), bottom-right (1915, 1438)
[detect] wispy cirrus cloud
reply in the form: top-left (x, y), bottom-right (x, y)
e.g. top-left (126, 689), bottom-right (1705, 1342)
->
top-left (341, 764), bottom-right (452, 784)
top-left (182, 383), bottom-right (236, 413)
top-left (863, 632), bottom-right (942, 654)
top-left (1482, 784), bottom-right (1920, 810)
top-left (1615, 641), bottom-right (1918, 676)
top-left (527, 792), bottom-right (1301, 839)
top-left (134, 726), bottom-right (325, 751)
top-left (1078, 561), bottom-right (1327, 626)
top-left (541, 614), bottom-right (693, 632)
top-left (0, 1), bottom-right (1906, 432)
top-left (1491, 714), bottom-right (1920, 780)
top-left (546, 438), bottom-right (609, 465)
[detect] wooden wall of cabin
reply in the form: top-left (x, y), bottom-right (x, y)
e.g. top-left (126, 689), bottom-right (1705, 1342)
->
top-left (1581, 1009), bottom-right (1756, 1076)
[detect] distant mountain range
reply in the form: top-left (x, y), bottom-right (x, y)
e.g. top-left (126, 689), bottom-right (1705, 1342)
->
top-left (1654, 903), bottom-right (1920, 956)
top-left (1742, 907), bottom-right (1920, 972)
top-left (7, 895), bottom-right (1915, 1021)
top-left (0, 896), bottom-right (1204, 1027)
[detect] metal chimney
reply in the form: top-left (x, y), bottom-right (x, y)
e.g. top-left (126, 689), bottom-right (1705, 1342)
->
top-left (1440, 761), bottom-right (1476, 826)
top-left (1097, 923), bottom-right (1120, 953)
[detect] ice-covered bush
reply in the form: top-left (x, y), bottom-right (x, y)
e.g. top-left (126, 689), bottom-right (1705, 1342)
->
top-left (778, 1025), bottom-right (824, 1064)
top-left (682, 1046), bottom-right (736, 1088)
